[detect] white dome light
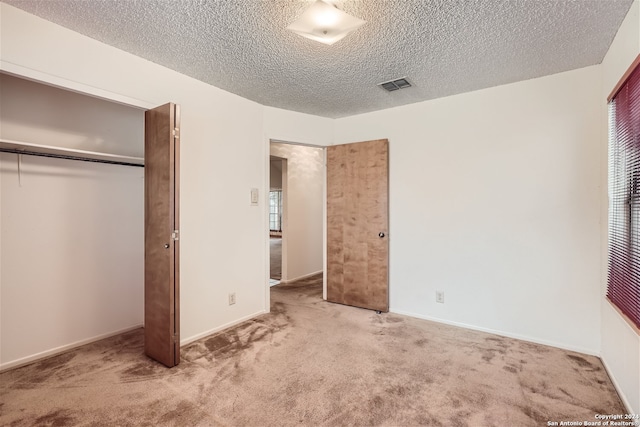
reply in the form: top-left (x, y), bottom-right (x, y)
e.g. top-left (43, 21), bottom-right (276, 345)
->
top-left (287, 0), bottom-right (366, 45)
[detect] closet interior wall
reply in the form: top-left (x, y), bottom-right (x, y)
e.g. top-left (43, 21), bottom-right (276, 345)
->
top-left (0, 73), bottom-right (145, 370)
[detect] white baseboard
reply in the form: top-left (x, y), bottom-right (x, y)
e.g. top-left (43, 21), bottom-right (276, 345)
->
top-left (180, 310), bottom-right (267, 346)
top-left (0, 324), bottom-right (143, 372)
top-left (280, 270), bottom-right (322, 284)
top-left (601, 357), bottom-right (635, 414)
top-left (390, 309), bottom-right (599, 356)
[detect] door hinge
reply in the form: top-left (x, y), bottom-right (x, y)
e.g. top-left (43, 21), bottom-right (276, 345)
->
top-left (171, 230), bottom-right (179, 241)
top-left (173, 128), bottom-right (180, 139)
top-left (172, 334), bottom-right (179, 343)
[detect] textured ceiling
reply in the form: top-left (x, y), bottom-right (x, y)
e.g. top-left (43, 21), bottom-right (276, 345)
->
top-left (4, 0), bottom-right (634, 118)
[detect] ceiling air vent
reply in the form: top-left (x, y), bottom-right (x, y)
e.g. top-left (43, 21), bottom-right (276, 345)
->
top-left (378, 77), bottom-right (412, 92)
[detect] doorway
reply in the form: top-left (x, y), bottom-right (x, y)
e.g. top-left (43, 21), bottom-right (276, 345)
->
top-left (0, 73), bottom-right (146, 370)
top-left (0, 73), bottom-right (181, 370)
top-left (268, 141), bottom-right (324, 292)
top-left (269, 156), bottom-right (285, 285)
top-left (265, 138), bottom-right (390, 316)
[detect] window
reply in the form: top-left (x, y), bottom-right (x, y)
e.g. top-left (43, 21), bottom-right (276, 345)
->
top-left (607, 56), bottom-right (640, 329)
top-left (269, 190), bottom-right (282, 232)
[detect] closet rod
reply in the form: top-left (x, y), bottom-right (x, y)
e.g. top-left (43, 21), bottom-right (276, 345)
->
top-left (0, 148), bottom-right (144, 168)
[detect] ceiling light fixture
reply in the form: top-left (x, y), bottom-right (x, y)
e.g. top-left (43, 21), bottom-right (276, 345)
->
top-left (287, 0), bottom-right (366, 45)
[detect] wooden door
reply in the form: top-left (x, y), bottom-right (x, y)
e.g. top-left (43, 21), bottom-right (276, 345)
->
top-left (144, 103), bottom-right (180, 367)
top-left (326, 139), bottom-right (389, 312)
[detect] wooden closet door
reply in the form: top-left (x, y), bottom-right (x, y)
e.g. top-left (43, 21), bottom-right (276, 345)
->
top-left (144, 103), bottom-right (180, 367)
top-left (326, 139), bottom-right (389, 312)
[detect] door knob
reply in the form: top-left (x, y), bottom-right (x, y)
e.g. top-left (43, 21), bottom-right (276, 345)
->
top-left (378, 232), bottom-right (385, 238)
top-left (164, 243), bottom-right (170, 249)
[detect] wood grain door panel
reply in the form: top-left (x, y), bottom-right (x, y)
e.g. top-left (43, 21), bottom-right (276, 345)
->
top-left (327, 139), bottom-right (389, 312)
top-left (144, 103), bottom-right (180, 367)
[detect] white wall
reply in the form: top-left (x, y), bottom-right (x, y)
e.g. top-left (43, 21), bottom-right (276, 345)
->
top-left (0, 3), bottom-right (267, 361)
top-left (335, 66), bottom-right (603, 355)
top-left (263, 107), bottom-right (334, 147)
top-left (270, 143), bottom-right (324, 281)
top-left (600, 0), bottom-right (640, 414)
top-left (0, 75), bottom-right (145, 369)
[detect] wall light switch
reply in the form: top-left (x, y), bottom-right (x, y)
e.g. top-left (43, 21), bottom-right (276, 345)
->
top-left (250, 188), bottom-right (259, 205)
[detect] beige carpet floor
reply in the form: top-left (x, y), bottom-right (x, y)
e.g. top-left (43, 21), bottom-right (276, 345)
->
top-left (270, 237), bottom-right (281, 280)
top-left (0, 274), bottom-right (625, 426)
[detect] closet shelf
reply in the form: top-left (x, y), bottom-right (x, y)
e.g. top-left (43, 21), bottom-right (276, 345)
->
top-left (0, 139), bottom-right (144, 167)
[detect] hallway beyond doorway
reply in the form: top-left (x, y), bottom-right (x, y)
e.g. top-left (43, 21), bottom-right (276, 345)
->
top-left (270, 237), bottom-right (281, 280)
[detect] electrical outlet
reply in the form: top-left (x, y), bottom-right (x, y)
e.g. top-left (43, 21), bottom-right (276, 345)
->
top-left (436, 291), bottom-right (445, 304)
top-left (229, 292), bottom-right (236, 305)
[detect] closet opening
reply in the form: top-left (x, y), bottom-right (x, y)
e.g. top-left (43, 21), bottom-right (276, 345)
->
top-left (0, 73), bottom-right (147, 371)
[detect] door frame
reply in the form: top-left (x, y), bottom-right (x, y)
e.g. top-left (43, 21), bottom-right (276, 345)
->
top-left (264, 138), bottom-right (328, 311)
